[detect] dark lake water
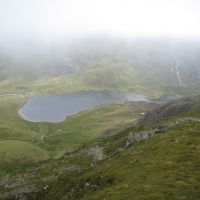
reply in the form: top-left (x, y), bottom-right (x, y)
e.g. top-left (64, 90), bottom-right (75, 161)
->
top-left (18, 91), bottom-right (149, 122)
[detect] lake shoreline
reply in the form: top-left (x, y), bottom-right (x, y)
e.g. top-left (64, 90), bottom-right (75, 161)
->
top-left (18, 90), bottom-right (149, 123)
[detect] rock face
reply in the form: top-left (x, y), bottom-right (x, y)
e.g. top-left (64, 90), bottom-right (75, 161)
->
top-left (135, 132), bottom-right (142, 141)
top-left (141, 132), bottom-right (149, 140)
top-left (87, 146), bottom-right (105, 161)
top-left (125, 131), bottom-right (155, 149)
top-left (127, 132), bottom-right (135, 144)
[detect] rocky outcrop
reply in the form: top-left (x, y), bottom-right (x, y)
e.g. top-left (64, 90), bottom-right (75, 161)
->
top-left (126, 115), bottom-right (200, 150)
top-left (81, 146), bottom-right (105, 161)
top-left (139, 96), bottom-right (200, 126)
top-left (124, 124), bottom-right (169, 149)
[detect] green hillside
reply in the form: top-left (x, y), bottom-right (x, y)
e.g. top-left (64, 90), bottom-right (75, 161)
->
top-left (0, 38), bottom-right (200, 200)
top-left (0, 95), bottom-right (199, 199)
top-left (1, 38), bottom-right (200, 97)
top-left (0, 94), bottom-right (155, 178)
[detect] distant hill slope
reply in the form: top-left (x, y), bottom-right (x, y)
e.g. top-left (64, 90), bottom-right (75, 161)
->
top-left (0, 37), bottom-right (200, 95)
top-left (139, 95), bottom-right (200, 125)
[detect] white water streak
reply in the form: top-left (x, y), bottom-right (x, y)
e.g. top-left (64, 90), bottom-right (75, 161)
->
top-left (170, 40), bottom-right (182, 87)
top-left (173, 54), bottom-right (182, 87)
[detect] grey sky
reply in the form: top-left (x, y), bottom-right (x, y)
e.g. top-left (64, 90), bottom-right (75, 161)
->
top-left (0, 0), bottom-right (200, 40)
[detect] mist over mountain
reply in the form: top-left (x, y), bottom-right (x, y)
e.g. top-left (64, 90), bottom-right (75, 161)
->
top-left (1, 1), bottom-right (200, 199)
top-left (0, 37), bottom-right (200, 90)
top-left (1, 0), bottom-right (200, 92)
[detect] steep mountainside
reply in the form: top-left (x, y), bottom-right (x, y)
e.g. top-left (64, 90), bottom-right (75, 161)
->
top-left (0, 38), bottom-right (200, 96)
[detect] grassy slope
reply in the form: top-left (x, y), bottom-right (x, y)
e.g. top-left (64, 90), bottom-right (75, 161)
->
top-left (0, 140), bottom-right (49, 163)
top-left (25, 99), bottom-right (200, 200)
top-left (42, 102), bottom-right (154, 155)
top-left (0, 96), bottom-right (199, 199)
top-left (0, 94), bottom-right (154, 176)
top-left (0, 69), bottom-right (161, 97)
top-left (77, 122), bottom-right (200, 200)
top-left (0, 71), bottom-right (199, 199)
